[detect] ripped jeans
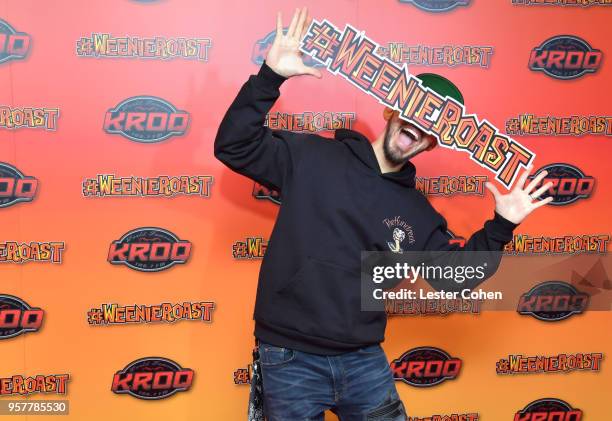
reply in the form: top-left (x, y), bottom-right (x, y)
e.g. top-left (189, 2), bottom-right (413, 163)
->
top-left (259, 341), bottom-right (407, 421)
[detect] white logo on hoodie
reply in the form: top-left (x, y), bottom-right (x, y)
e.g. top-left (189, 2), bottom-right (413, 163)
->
top-left (383, 216), bottom-right (415, 253)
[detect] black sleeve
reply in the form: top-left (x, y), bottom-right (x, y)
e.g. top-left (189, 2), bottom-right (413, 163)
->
top-left (418, 211), bottom-right (518, 292)
top-left (214, 61), bottom-right (310, 192)
top-left (424, 211), bottom-right (517, 252)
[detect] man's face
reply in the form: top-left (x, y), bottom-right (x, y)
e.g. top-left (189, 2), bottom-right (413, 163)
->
top-left (383, 110), bottom-right (437, 166)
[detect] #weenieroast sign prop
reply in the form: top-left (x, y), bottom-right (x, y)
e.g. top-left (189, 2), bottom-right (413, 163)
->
top-left (300, 20), bottom-right (536, 188)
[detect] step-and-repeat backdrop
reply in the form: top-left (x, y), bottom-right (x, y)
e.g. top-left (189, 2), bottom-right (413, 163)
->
top-left (1, 0), bottom-right (610, 419)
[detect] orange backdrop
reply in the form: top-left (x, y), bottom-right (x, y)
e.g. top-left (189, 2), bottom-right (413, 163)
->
top-left (0, 0), bottom-right (610, 419)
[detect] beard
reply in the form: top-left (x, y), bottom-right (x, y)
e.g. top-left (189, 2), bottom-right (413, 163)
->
top-left (383, 121), bottom-right (415, 166)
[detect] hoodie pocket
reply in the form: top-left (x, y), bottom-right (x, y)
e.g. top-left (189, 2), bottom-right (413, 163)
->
top-left (275, 256), bottom-right (382, 344)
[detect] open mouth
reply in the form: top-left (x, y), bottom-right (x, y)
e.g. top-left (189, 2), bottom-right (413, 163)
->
top-left (397, 126), bottom-right (420, 151)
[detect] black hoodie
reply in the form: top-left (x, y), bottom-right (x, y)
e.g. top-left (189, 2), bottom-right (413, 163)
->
top-left (214, 62), bottom-right (517, 355)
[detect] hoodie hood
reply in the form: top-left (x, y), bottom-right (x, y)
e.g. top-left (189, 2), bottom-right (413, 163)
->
top-left (334, 128), bottom-right (417, 188)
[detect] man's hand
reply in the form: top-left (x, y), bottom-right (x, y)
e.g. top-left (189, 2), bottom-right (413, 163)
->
top-left (266, 7), bottom-right (322, 79)
top-left (485, 166), bottom-right (554, 225)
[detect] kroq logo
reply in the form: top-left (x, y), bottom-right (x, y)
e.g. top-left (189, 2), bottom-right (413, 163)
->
top-left (515, 398), bottom-right (582, 421)
top-left (252, 29), bottom-right (324, 68)
top-left (528, 164), bottom-right (594, 206)
top-left (0, 162), bottom-right (37, 208)
top-left (111, 357), bottom-right (194, 400)
top-left (390, 347), bottom-right (461, 387)
top-left (0, 295), bottom-right (43, 340)
top-left (529, 35), bottom-right (602, 79)
top-left (0, 19), bottom-right (30, 64)
top-left (108, 227), bottom-right (191, 272)
top-left (518, 281), bottom-right (589, 322)
top-left (398, 0), bottom-right (470, 12)
top-left (104, 96), bottom-right (189, 143)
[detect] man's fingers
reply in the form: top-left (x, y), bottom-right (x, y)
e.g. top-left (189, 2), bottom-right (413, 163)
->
top-left (515, 165), bottom-right (532, 191)
top-left (300, 15), bottom-right (312, 40)
top-left (287, 7), bottom-right (301, 38)
top-left (295, 7), bottom-right (308, 39)
top-left (276, 11), bottom-right (283, 38)
top-left (524, 170), bottom-right (548, 194)
top-left (529, 181), bottom-right (553, 201)
top-left (532, 196), bottom-right (553, 209)
top-left (485, 182), bottom-right (502, 201)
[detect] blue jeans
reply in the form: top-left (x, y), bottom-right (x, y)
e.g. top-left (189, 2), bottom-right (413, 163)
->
top-left (259, 341), bottom-right (407, 421)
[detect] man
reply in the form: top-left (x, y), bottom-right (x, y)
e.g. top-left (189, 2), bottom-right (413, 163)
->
top-left (215, 7), bottom-right (552, 421)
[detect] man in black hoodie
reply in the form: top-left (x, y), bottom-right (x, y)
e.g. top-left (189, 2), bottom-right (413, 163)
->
top-left (215, 7), bottom-right (552, 421)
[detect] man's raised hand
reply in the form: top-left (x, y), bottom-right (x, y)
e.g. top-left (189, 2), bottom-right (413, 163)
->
top-left (265, 7), bottom-right (322, 79)
top-left (485, 166), bottom-right (554, 225)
